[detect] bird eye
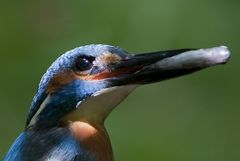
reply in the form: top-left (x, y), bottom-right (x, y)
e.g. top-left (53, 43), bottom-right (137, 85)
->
top-left (75, 56), bottom-right (94, 71)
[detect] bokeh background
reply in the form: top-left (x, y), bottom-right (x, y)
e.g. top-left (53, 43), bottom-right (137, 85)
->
top-left (0, 0), bottom-right (239, 161)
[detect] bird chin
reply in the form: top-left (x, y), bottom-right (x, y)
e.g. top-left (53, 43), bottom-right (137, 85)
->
top-left (62, 85), bottom-right (137, 124)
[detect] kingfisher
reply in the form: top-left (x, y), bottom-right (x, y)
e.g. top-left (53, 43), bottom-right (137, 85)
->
top-left (3, 44), bottom-right (230, 161)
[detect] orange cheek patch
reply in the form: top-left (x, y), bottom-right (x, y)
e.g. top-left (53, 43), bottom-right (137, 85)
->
top-left (47, 70), bottom-right (77, 93)
top-left (46, 68), bottom-right (140, 93)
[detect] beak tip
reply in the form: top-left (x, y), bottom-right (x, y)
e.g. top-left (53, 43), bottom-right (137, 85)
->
top-left (207, 46), bottom-right (231, 65)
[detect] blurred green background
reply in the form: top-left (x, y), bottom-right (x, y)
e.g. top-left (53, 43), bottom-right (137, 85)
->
top-left (0, 0), bottom-right (239, 161)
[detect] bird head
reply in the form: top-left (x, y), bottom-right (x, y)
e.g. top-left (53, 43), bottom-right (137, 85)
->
top-left (26, 44), bottom-right (230, 129)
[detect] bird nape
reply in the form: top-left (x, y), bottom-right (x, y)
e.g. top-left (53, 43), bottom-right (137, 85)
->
top-left (3, 45), bottom-right (230, 161)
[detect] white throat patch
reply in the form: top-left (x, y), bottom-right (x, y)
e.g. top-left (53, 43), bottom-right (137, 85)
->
top-left (63, 85), bottom-right (137, 123)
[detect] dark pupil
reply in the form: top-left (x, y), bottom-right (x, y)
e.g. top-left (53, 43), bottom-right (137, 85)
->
top-left (76, 57), bottom-right (92, 71)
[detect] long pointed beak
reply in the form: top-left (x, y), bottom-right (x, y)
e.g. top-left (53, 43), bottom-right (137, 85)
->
top-left (108, 46), bottom-right (230, 86)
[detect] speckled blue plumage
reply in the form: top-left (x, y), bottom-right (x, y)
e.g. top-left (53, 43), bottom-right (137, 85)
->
top-left (26, 44), bottom-right (128, 127)
top-left (3, 128), bottom-right (97, 161)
